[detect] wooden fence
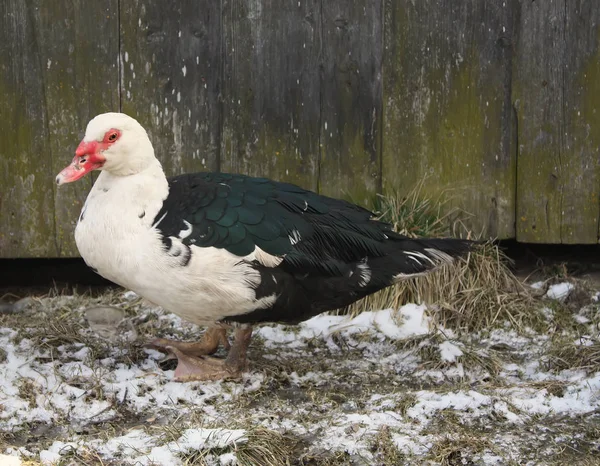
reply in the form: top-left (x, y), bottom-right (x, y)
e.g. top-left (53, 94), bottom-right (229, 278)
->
top-left (1, 0), bottom-right (599, 258)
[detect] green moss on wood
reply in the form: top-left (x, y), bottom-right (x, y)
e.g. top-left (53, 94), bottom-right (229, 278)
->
top-left (319, 126), bottom-right (379, 208)
top-left (221, 121), bottom-right (319, 192)
top-left (318, 1), bottom-right (382, 209)
top-left (383, 6), bottom-right (515, 239)
top-left (515, 8), bottom-right (600, 244)
top-left (571, 42), bottom-right (600, 243)
top-left (0, 56), bottom-right (57, 257)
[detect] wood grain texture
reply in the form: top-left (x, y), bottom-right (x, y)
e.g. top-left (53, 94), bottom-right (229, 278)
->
top-left (318, 1), bottom-right (383, 205)
top-left (0, 0), bottom-right (55, 257)
top-left (514, 0), bottom-right (600, 243)
top-left (220, 0), bottom-right (321, 191)
top-left (120, 0), bottom-right (221, 176)
top-left (38, 1), bottom-right (119, 256)
top-left (0, 0), bottom-right (118, 258)
top-left (383, 0), bottom-right (516, 239)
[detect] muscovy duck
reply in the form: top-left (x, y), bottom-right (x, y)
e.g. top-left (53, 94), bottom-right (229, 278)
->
top-left (56, 113), bottom-right (472, 381)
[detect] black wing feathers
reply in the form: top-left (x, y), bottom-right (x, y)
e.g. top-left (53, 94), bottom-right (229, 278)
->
top-left (152, 172), bottom-right (470, 277)
top-left (153, 172), bottom-right (390, 270)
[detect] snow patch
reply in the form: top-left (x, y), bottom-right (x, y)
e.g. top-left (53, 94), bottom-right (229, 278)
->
top-left (122, 291), bottom-right (138, 300)
top-left (330, 304), bottom-right (430, 340)
top-left (0, 454), bottom-right (21, 466)
top-left (132, 428), bottom-right (246, 466)
top-left (546, 282), bottom-right (574, 301)
top-left (39, 428), bottom-right (246, 465)
top-left (439, 341), bottom-right (464, 362)
top-left (257, 304), bottom-right (431, 346)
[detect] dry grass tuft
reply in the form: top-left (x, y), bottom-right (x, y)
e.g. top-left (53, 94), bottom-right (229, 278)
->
top-left (396, 393), bottom-right (418, 417)
top-left (370, 426), bottom-right (406, 464)
top-left (544, 339), bottom-right (600, 374)
top-left (409, 244), bottom-right (539, 333)
top-left (395, 331), bottom-right (504, 379)
top-left (345, 185), bottom-right (540, 333)
top-left (179, 427), bottom-right (295, 466)
top-left (295, 450), bottom-right (354, 466)
top-left (427, 434), bottom-right (492, 466)
top-left (235, 428), bottom-right (296, 466)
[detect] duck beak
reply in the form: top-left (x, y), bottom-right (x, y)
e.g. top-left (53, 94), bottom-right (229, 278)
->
top-left (56, 141), bottom-right (105, 185)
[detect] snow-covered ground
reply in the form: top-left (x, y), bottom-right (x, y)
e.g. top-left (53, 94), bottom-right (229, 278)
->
top-left (0, 283), bottom-right (599, 465)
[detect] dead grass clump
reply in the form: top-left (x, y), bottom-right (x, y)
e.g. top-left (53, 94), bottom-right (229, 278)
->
top-left (394, 333), bottom-right (503, 382)
top-left (295, 450), bottom-right (354, 466)
top-left (396, 393), bottom-right (418, 417)
top-left (235, 428), bottom-right (296, 466)
top-left (50, 444), bottom-right (104, 465)
top-left (459, 344), bottom-right (503, 379)
top-left (406, 244), bottom-right (539, 333)
top-left (522, 380), bottom-right (569, 398)
top-left (345, 185), bottom-right (540, 334)
top-left (179, 427), bottom-right (295, 466)
top-left (34, 318), bottom-right (87, 348)
top-left (543, 339), bottom-right (600, 374)
top-left (369, 426), bottom-right (406, 464)
top-left (16, 378), bottom-right (38, 407)
top-left (427, 434), bottom-right (492, 466)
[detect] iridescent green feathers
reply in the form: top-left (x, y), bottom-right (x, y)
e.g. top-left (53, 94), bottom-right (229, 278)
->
top-left (153, 172), bottom-right (471, 278)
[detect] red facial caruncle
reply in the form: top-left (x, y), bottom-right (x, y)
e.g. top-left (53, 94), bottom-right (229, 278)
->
top-left (56, 129), bottom-right (121, 185)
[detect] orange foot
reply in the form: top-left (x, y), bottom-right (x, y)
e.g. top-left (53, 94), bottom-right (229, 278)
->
top-left (151, 327), bottom-right (253, 382)
top-left (146, 327), bottom-right (230, 356)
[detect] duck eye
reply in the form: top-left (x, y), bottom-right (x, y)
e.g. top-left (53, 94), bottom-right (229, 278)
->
top-left (108, 132), bottom-right (118, 142)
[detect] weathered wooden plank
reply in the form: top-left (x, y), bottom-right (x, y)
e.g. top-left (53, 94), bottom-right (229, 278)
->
top-left (220, 0), bottom-right (321, 191)
top-left (0, 4), bottom-right (50, 257)
top-left (0, 1), bottom-right (119, 258)
top-left (319, 1), bottom-right (383, 206)
top-left (514, 0), bottom-right (600, 244)
top-left (37, 1), bottom-right (119, 257)
top-left (0, 0), bottom-right (57, 258)
top-left (120, 0), bottom-right (222, 176)
top-left (383, 0), bottom-right (516, 239)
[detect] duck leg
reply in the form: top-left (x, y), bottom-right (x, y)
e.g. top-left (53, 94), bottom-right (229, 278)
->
top-left (167, 326), bottom-right (253, 382)
top-left (147, 327), bottom-right (230, 356)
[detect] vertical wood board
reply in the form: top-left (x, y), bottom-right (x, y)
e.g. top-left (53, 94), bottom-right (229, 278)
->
top-left (220, 0), bottom-right (321, 191)
top-left (318, 1), bottom-right (383, 205)
top-left (37, 0), bottom-right (120, 256)
top-left (120, 0), bottom-right (222, 176)
top-left (383, 0), bottom-right (516, 238)
top-left (0, 0), bottom-right (56, 257)
top-left (513, 0), bottom-right (600, 243)
top-left (0, 0), bottom-right (119, 258)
